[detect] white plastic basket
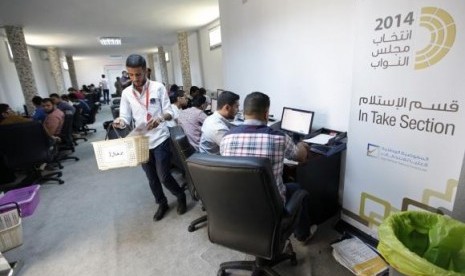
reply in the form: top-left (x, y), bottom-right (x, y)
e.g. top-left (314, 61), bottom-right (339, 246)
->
top-left (0, 204), bottom-right (23, 252)
top-left (92, 135), bottom-right (149, 170)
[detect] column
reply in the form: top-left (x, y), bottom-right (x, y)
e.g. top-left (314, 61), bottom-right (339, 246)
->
top-left (47, 47), bottom-right (65, 94)
top-left (66, 55), bottom-right (78, 89)
top-left (157, 47), bottom-right (169, 86)
top-left (147, 53), bottom-right (156, 80)
top-left (5, 26), bottom-right (38, 114)
top-left (177, 32), bottom-right (192, 94)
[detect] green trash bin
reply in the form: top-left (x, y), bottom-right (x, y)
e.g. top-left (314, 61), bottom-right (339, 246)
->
top-left (378, 211), bottom-right (465, 276)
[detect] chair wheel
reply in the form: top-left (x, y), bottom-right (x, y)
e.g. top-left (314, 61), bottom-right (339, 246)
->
top-left (217, 269), bottom-right (226, 276)
top-left (59, 180), bottom-right (65, 184)
top-left (188, 225), bottom-right (196, 232)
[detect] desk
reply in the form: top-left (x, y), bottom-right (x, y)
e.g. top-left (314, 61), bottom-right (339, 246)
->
top-left (284, 152), bottom-right (342, 225)
top-left (269, 122), bottom-right (343, 225)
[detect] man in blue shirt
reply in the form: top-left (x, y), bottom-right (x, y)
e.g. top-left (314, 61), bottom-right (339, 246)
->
top-left (31, 96), bottom-right (46, 122)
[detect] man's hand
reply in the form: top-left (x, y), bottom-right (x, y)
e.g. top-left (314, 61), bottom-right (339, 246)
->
top-left (295, 142), bottom-right (310, 163)
top-left (146, 118), bottom-right (161, 131)
top-left (113, 118), bottom-right (126, 129)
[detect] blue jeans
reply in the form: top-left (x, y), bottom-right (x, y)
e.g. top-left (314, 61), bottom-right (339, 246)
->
top-left (285, 182), bottom-right (311, 240)
top-left (141, 139), bottom-right (185, 205)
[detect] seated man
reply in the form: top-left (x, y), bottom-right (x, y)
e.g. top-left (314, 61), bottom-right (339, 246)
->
top-left (220, 91), bottom-right (316, 244)
top-left (31, 96), bottom-right (46, 122)
top-left (178, 95), bottom-right (208, 151)
top-left (198, 91), bottom-right (240, 155)
top-left (50, 93), bottom-right (75, 115)
top-left (166, 90), bottom-right (187, 127)
top-left (0, 103), bottom-right (31, 125)
top-left (68, 92), bottom-right (91, 116)
top-left (42, 98), bottom-right (64, 140)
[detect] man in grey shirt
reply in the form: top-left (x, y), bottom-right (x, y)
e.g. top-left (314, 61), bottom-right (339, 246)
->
top-left (199, 91), bottom-right (240, 155)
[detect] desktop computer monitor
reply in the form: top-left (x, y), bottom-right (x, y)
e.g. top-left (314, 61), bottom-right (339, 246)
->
top-left (280, 107), bottom-right (314, 136)
top-left (210, 98), bottom-right (218, 111)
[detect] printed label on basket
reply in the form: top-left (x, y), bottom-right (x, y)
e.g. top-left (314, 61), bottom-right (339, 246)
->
top-left (101, 143), bottom-right (131, 164)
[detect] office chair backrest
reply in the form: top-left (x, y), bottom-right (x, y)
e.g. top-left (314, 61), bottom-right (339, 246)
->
top-left (72, 105), bottom-right (83, 131)
top-left (60, 114), bottom-right (75, 148)
top-left (0, 121), bottom-right (53, 168)
top-left (86, 104), bottom-right (99, 124)
top-left (169, 126), bottom-right (198, 199)
top-left (187, 153), bottom-right (285, 259)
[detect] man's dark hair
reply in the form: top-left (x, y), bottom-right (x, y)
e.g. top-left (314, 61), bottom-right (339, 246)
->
top-left (199, 87), bottom-right (206, 95)
top-left (61, 94), bottom-right (70, 101)
top-left (169, 90), bottom-right (185, 104)
top-left (217, 91), bottom-right (240, 110)
top-left (32, 96), bottom-right (43, 106)
top-left (68, 93), bottom-right (78, 101)
top-left (190, 86), bottom-right (199, 94)
top-left (42, 98), bottom-right (53, 104)
top-left (170, 84), bottom-right (179, 92)
top-left (126, 54), bottom-right (146, 69)
top-left (243, 92), bottom-right (270, 116)
top-left (49, 93), bottom-right (59, 98)
top-left (192, 95), bottom-right (206, 108)
top-left (67, 87), bottom-right (77, 92)
top-left (101, 74), bottom-right (105, 78)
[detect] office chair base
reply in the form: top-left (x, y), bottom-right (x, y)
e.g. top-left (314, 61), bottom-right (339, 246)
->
top-left (188, 215), bottom-right (207, 232)
top-left (217, 242), bottom-right (296, 276)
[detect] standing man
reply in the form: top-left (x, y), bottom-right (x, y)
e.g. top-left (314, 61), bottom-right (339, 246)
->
top-left (99, 74), bottom-right (110, 104)
top-left (114, 77), bottom-right (123, 97)
top-left (220, 92), bottom-right (316, 244)
top-left (199, 91), bottom-right (240, 155)
top-left (113, 54), bottom-right (186, 221)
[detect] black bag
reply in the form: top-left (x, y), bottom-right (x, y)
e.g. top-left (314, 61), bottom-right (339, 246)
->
top-left (103, 120), bottom-right (132, 140)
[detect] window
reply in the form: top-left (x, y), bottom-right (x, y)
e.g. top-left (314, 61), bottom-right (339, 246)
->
top-left (209, 25), bottom-right (222, 50)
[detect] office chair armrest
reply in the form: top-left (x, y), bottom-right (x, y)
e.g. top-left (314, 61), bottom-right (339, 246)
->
top-left (284, 189), bottom-right (308, 217)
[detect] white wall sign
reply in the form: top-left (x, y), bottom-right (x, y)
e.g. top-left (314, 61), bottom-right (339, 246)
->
top-left (343, 0), bottom-right (465, 237)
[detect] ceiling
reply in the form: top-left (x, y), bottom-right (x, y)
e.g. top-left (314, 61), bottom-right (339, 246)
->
top-left (0, 0), bottom-right (219, 59)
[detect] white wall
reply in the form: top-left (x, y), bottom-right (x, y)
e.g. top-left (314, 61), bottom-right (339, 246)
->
top-left (29, 47), bottom-right (53, 97)
top-left (198, 19), bottom-right (223, 92)
top-left (74, 57), bottom-right (124, 89)
top-left (0, 37), bottom-right (23, 110)
top-left (188, 32), bottom-right (203, 88)
top-left (219, 0), bottom-right (355, 130)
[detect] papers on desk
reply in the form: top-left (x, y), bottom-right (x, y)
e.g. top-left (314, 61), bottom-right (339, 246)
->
top-left (303, 134), bottom-right (334, 145)
top-left (284, 158), bottom-right (298, 165)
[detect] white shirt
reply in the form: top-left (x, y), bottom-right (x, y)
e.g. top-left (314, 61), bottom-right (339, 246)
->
top-left (199, 111), bottom-right (235, 155)
top-left (166, 104), bottom-right (180, 128)
top-left (99, 78), bottom-right (109, 90)
top-left (119, 80), bottom-right (173, 149)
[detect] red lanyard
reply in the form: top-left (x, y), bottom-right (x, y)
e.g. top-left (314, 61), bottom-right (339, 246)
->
top-left (132, 81), bottom-right (152, 121)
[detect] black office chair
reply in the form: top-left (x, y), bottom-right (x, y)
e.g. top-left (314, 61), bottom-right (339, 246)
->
top-left (0, 121), bottom-right (64, 191)
top-left (81, 103), bottom-right (99, 134)
top-left (186, 153), bottom-right (308, 276)
top-left (169, 126), bottom-right (207, 232)
top-left (72, 105), bottom-right (87, 144)
top-left (57, 114), bottom-right (79, 162)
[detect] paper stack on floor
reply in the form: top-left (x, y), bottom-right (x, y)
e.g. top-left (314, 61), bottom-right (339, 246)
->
top-left (331, 237), bottom-right (388, 276)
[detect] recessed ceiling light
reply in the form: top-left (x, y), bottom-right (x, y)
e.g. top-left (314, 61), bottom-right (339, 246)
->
top-left (99, 37), bottom-right (121, 46)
